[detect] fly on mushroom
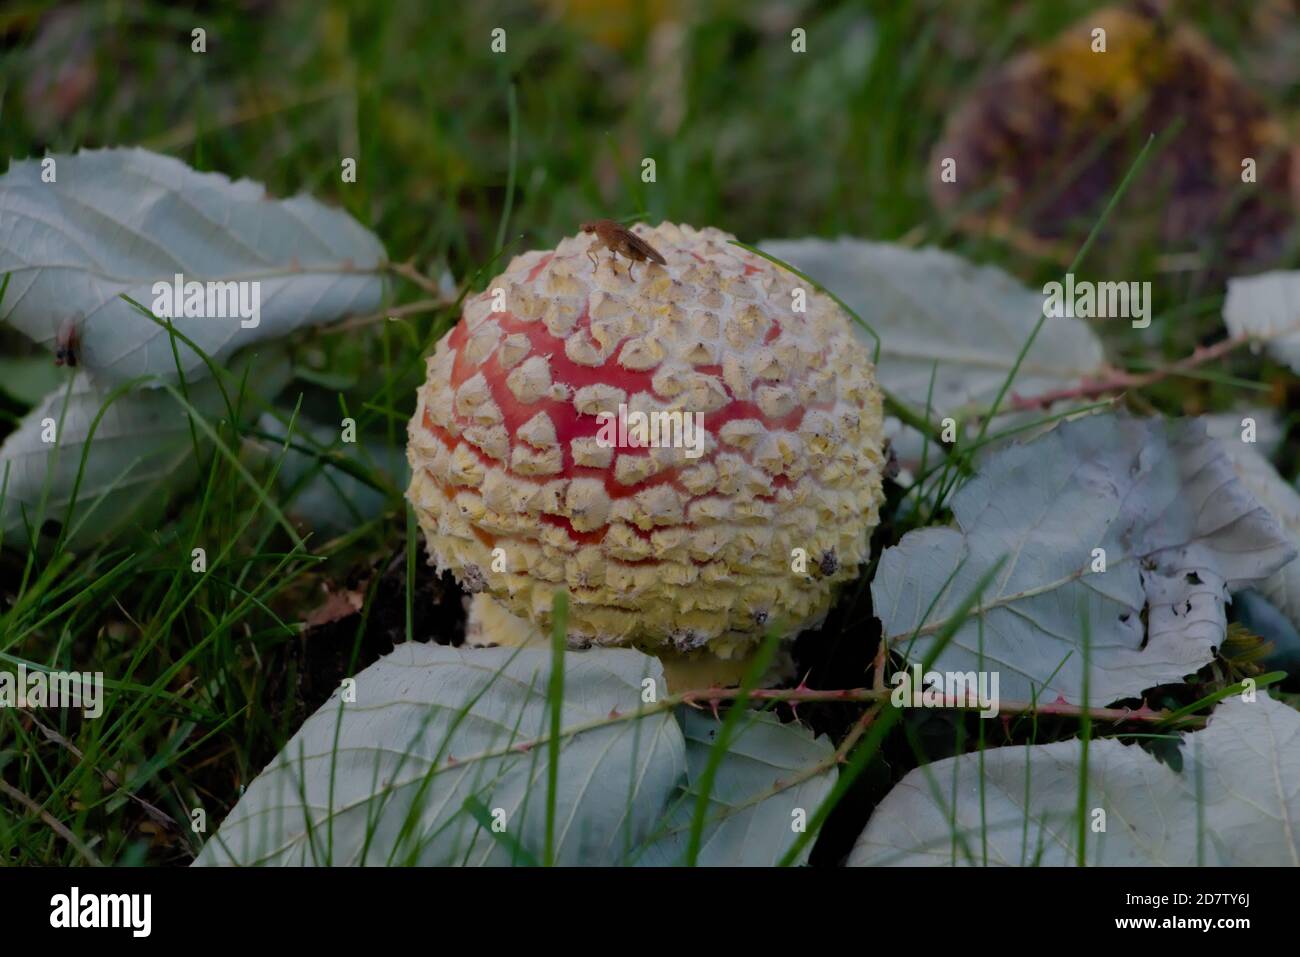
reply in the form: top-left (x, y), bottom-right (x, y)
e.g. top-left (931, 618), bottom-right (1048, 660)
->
top-left (580, 219), bottom-right (667, 280)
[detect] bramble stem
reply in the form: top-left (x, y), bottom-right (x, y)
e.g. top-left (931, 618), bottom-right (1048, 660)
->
top-left (1003, 335), bottom-right (1249, 414)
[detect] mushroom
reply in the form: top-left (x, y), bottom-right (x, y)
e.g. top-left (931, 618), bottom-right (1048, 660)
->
top-left (408, 222), bottom-right (886, 686)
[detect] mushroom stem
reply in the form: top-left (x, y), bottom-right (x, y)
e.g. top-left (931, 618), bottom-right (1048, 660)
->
top-left (465, 595), bottom-right (794, 691)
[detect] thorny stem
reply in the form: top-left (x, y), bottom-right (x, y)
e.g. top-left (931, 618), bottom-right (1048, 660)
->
top-left (829, 701), bottom-right (886, 763)
top-left (1000, 334), bottom-right (1250, 414)
top-left (384, 260), bottom-right (451, 298)
top-left (413, 683), bottom-right (1204, 852)
top-left (677, 686), bottom-right (1206, 728)
top-left (320, 296), bottom-right (454, 334)
top-left (316, 261), bottom-right (459, 334)
top-left (436, 685), bottom-right (1209, 779)
top-left (645, 685), bottom-right (1203, 842)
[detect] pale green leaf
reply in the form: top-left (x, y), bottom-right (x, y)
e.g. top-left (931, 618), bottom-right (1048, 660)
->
top-left (194, 644), bottom-right (685, 866)
top-left (0, 147), bottom-right (386, 384)
top-left (850, 695), bottom-right (1300, 866)
top-left (872, 414), bottom-right (1295, 705)
top-left (635, 708), bottom-right (836, 866)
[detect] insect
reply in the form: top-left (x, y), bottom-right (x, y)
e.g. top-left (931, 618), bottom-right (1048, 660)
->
top-left (54, 315), bottom-right (82, 367)
top-left (580, 220), bottom-right (667, 280)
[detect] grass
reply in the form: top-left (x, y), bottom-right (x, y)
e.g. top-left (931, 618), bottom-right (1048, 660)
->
top-left (0, 0), bottom-right (1297, 866)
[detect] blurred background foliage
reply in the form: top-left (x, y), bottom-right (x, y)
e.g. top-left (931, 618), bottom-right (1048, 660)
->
top-left (0, 0), bottom-right (1297, 865)
top-left (2, 0), bottom-right (1295, 456)
top-left (1, 1), bottom-right (1294, 270)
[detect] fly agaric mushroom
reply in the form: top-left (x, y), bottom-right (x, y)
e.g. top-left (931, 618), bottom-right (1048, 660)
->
top-left (407, 222), bottom-right (886, 680)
